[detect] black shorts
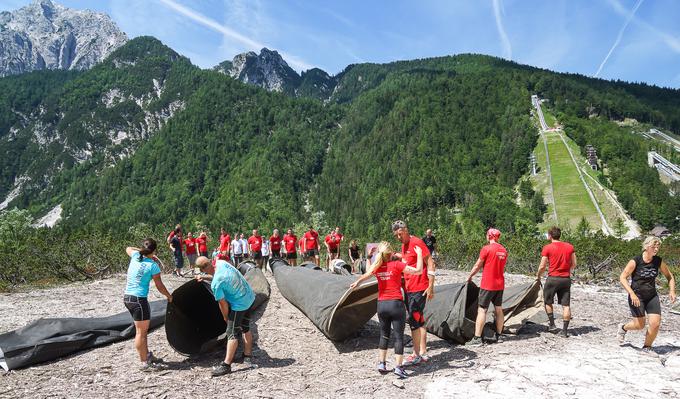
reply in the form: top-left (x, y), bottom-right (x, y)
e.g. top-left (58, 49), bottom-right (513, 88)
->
top-left (479, 289), bottom-right (503, 309)
top-left (405, 291), bottom-right (426, 330)
top-left (286, 252), bottom-right (297, 260)
top-left (544, 276), bottom-right (571, 306)
top-left (272, 250), bottom-right (281, 257)
top-left (199, 251), bottom-right (209, 257)
top-left (252, 251), bottom-right (262, 260)
top-left (124, 295), bottom-right (150, 321)
top-left (328, 248), bottom-right (339, 255)
top-left (306, 249), bottom-right (319, 257)
top-left (174, 253), bottom-right (184, 268)
top-left (226, 307), bottom-right (252, 340)
top-left (629, 293), bottom-right (661, 317)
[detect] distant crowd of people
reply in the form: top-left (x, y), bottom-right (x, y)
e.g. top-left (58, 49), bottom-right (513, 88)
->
top-left (164, 224), bottom-right (439, 276)
top-left (122, 221), bottom-right (675, 379)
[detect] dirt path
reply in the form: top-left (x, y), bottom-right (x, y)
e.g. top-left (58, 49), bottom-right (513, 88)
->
top-left (1, 270), bottom-right (679, 398)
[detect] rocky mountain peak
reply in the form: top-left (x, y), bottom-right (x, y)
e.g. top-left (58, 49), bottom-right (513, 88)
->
top-left (214, 47), bottom-right (301, 95)
top-left (0, 0), bottom-right (128, 77)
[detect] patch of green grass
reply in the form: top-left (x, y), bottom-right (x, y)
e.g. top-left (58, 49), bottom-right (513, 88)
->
top-left (542, 108), bottom-right (557, 128)
top-left (545, 132), bottom-right (602, 229)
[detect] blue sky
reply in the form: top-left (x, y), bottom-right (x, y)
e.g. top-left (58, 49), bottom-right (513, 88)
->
top-left (4, 0), bottom-right (680, 88)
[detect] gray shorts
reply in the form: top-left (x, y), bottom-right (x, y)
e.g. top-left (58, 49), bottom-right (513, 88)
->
top-left (186, 253), bottom-right (197, 265)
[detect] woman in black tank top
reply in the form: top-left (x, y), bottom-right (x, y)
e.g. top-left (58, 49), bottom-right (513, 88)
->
top-left (618, 236), bottom-right (676, 351)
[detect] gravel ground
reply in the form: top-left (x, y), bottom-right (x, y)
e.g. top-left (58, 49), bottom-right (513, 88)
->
top-left (1, 269), bottom-right (679, 398)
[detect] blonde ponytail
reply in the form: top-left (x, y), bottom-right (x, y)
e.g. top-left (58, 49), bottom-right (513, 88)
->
top-left (367, 241), bottom-right (393, 275)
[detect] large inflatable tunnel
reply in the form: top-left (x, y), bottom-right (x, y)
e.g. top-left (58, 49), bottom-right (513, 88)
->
top-left (165, 260), bottom-right (270, 355)
top-left (425, 280), bottom-right (544, 344)
top-left (269, 257), bottom-right (378, 341)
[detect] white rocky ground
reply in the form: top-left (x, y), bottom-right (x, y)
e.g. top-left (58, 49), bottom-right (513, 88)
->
top-left (1, 270), bottom-right (679, 398)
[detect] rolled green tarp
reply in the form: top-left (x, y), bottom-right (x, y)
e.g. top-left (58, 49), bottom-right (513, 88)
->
top-left (269, 258), bottom-right (378, 341)
top-left (424, 279), bottom-right (544, 344)
top-left (165, 260), bottom-right (270, 355)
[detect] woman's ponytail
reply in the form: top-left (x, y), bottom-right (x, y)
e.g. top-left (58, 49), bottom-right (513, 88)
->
top-left (138, 238), bottom-right (157, 261)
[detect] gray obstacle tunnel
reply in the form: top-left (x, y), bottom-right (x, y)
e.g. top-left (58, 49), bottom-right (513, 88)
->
top-left (425, 280), bottom-right (544, 344)
top-left (165, 260), bottom-right (271, 355)
top-left (269, 257), bottom-right (378, 341)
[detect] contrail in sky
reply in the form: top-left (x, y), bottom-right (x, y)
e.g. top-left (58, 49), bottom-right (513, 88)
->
top-left (595, 0), bottom-right (645, 77)
top-left (157, 0), bottom-right (314, 71)
top-left (492, 0), bottom-right (512, 60)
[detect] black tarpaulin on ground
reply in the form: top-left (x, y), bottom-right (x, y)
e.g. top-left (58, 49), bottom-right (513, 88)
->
top-left (270, 257), bottom-right (378, 341)
top-left (424, 280), bottom-right (544, 344)
top-left (165, 260), bottom-right (270, 356)
top-left (0, 301), bottom-right (167, 371)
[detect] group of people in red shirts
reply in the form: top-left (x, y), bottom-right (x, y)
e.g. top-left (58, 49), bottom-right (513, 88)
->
top-left (350, 221), bottom-right (577, 378)
top-left (166, 224), bottom-right (350, 275)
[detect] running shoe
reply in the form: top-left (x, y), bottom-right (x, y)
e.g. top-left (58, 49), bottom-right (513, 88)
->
top-left (243, 356), bottom-right (255, 369)
top-left (139, 361), bottom-right (164, 372)
top-left (617, 323), bottom-right (627, 344)
top-left (393, 366), bottom-right (408, 379)
top-left (147, 351), bottom-right (163, 364)
top-left (495, 333), bottom-right (507, 343)
top-left (419, 354), bottom-right (430, 362)
top-left (640, 346), bottom-right (658, 358)
top-left (561, 329), bottom-right (569, 338)
top-left (211, 362), bottom-right (232, 377)
top-left (377, 361), bottom-right (389, 374)
top-left (548, 323), bottom-right (560, 334)
top-left (402, 354), bottom-right (422, 366)
top-left (466, 336), bottom-right (484, 347)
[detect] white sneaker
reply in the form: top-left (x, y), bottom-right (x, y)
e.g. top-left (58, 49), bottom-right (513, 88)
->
top-left (617, 323), bottom-right (627, 344)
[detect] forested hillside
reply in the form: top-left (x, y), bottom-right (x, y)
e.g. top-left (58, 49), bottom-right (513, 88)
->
top-left (1, 37), bottom-right (678, 240)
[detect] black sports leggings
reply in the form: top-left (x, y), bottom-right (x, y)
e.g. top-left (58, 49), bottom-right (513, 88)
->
top-left (377, 300), bottom-right (406, 355)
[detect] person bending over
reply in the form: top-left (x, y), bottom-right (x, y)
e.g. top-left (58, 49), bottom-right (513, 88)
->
top-left (351, 242), bottom-right (423, 379)
top-left (196, 256), bottom-right (257, 377)
top-left (466, 228), bottom-right (508, 346)
top-left (617, 236), bottom-right (676, 352)
top-left (536, 226), bottom-right (576, 337)
top-left (392, 220), bottom-right (435, 366)
top-left (124, 239), bottom-right (173, 371)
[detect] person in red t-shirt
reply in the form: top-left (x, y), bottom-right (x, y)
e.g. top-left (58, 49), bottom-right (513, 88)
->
top-left (536, 226), bottom-right (577, 337)
top-left (248, 229), bottom-right (264, 269)
top-left (282, 229), bottom-right (298, 266)
top-left (350, 241), bottom-right (424, 379)
top-left (219, 228), bottom-right (231, 259)
top-left (184, 232), bottom-right (198, 270)
top-left (392, 220), bottom-right (435, 366)
top-left (466, 228), bottom-right (508, 346)
top-left (269, 229), bottom-right (282, 258)
top-left (196, 232), bottom-right (209, 257)
top-left (302, 227), bottom-right (320, 266)
top-left (324, 231), bottom-right (341, 269)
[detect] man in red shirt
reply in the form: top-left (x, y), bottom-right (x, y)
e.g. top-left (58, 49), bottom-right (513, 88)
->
top-left (537, 226), bottom-right (576, 337)
top-left (219, 228), bottom-right (231, 260)
top-left (324, 231), bottom-right (341, 269)
top-left (303, 226), bottom-right (320, 266)
top-left (248, 229), bottom-right (264, 269)
top-left (269, 229), bottom-right (282, 258)
top-left (184, 231), bottom-right (198, 272)
top-left (282, 229), bottom-right (298, 266)
top-left (466, 228), bottom-right (508, 346)
top-left (392, 220), bottom-right (435, 366)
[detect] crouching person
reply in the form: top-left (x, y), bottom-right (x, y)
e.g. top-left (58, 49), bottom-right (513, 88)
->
top-left (196, 256), bottom-right (256, 377)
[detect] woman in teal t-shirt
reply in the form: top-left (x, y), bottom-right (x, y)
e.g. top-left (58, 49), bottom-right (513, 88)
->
top-left (124, 238), bottom-right (173, 371)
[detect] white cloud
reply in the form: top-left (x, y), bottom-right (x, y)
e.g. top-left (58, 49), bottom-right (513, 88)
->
top-left (156, 0), bottom-right (314, 71)
top-left (492, 0), bottom-right (512, 60)
top-left (595, 0), bottom-right (645, 77)
top-left (604, 0), bottom-right (680, 54)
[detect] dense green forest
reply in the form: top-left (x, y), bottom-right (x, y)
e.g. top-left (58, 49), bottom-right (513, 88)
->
top-left (0, 36), bottom-right (679, 282)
